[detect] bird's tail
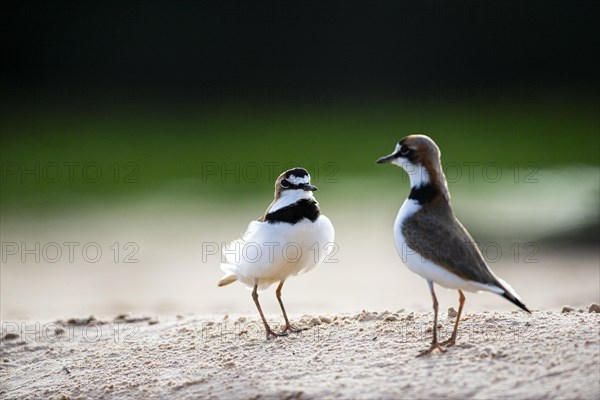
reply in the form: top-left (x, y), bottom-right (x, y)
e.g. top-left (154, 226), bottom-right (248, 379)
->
top-left (217, 274), bottom-right (238, 287)
top-left (502, 291), bottom-right (531, 313)
top-left (497, 278), bottom-right (531, 313)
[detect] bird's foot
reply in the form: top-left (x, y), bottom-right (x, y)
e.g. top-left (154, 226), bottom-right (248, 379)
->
top-left (280, 324), bottom-right (307, 334)
top-left (265, 329), bottom-right (288, 339)
top-left (416, 342), bottom-right (446, 357)
top-left (440, 336), bottom-right (457, 347)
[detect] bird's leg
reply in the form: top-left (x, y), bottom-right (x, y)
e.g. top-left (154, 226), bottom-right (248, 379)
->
top-left (417, 281), bottom-right (446, 357)
top-left (276, 280), bottom-right (306, 334)
top-left (252, 282), bottom-right (286, 339)
top-left (442, 290), bottom-right (465, 347)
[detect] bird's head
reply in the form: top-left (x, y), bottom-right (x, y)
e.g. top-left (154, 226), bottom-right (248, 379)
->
top-left (376, 134), bottom-right (445, 191)
top-left (274, 167), bottom-right (318, 197)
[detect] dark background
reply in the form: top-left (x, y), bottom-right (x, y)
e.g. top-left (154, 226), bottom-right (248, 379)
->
top-left (3, 0), bottom-right (599, 106)
top-left (1, 1), bottom-right (599, 210)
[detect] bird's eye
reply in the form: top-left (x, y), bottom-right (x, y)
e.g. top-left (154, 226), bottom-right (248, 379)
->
top-left (281, 179), bottom-right (290, 188)
top-left (400, 146), bottom-right (411, 156)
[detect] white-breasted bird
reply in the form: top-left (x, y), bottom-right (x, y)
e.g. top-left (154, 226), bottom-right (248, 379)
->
top-left (218, 167), bottom-right (335, 339)
top-left (376, 135), bottom-right (530, 356)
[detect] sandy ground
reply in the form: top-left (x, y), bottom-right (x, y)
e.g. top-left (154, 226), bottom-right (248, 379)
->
top-left (1, 308), bottom-right (599, 399)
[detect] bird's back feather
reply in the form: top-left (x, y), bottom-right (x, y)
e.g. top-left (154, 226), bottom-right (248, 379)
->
top-left (401, 200), bottom-right (500, 286)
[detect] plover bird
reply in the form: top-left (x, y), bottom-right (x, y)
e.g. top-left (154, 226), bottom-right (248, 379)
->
top-left (376, 135), bottom-right (530, 355)
top-left (217, 167), bottom-right (335, 339)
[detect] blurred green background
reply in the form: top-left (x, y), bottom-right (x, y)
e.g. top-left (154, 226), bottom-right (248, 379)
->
top-left (2, 101), bottom-right (598, 211)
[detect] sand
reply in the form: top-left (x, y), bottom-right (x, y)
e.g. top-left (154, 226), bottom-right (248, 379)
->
top-left (1, 308), bottom-right (599, 399)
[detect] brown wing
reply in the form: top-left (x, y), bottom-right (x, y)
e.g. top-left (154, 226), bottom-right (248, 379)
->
top-left (401, 201), bottom-right (500, 285)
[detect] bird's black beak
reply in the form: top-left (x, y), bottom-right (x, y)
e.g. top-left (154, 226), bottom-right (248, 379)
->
top-left (376, 153), bottom-right (395, 164)
top-left (300, 183), bottom-right (318, 191)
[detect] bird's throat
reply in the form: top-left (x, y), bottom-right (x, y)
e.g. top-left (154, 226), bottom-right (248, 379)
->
top-left (404, 162), bottom-right (449, 204)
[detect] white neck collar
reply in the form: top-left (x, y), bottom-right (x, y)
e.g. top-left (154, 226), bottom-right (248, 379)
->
top-left (268, 190), bottom-right (315, 213)
top-left (393, 160), bottom-right (431, 188)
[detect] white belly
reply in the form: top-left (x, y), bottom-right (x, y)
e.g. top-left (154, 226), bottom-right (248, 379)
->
top-left (393, 199), bottom-right (492, 292)
top-left (221, 215), bottom-right (335, 291)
